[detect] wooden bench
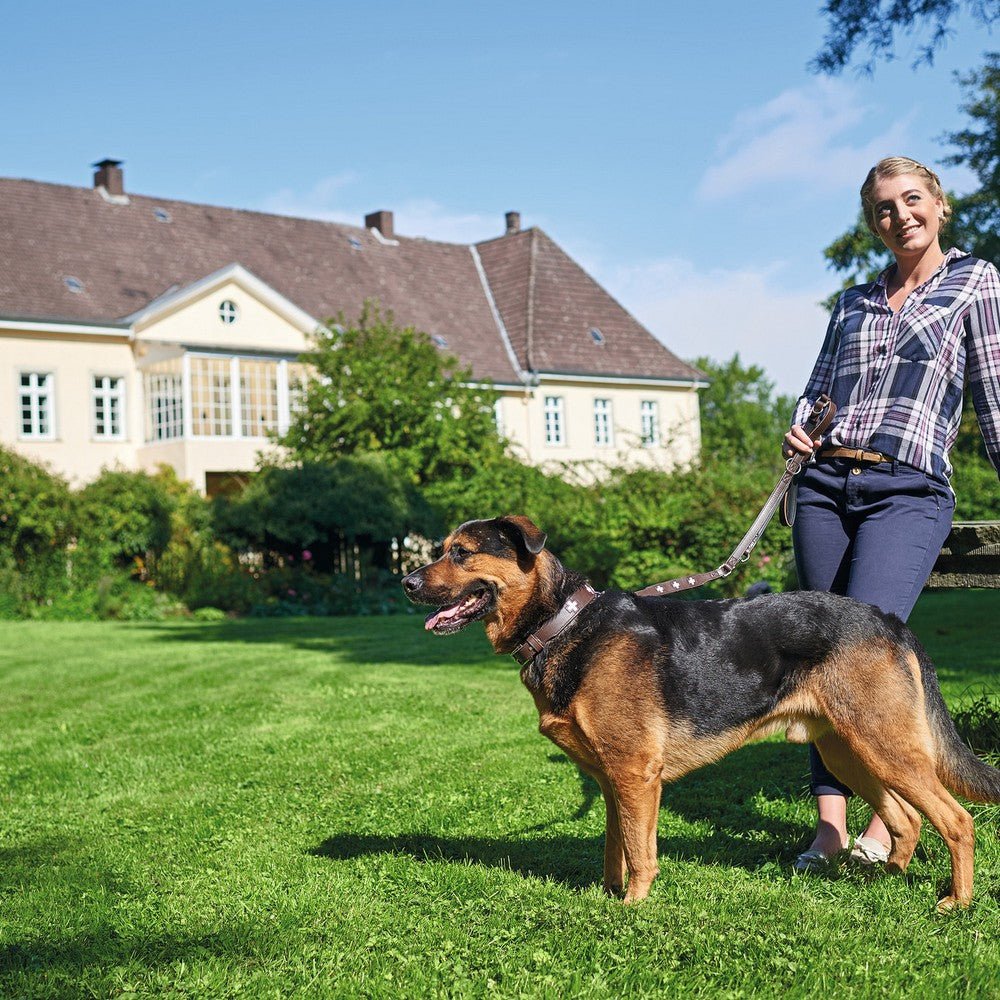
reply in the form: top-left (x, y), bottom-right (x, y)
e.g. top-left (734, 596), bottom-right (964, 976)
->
top-left (927, 521), bottom-right (1000, 589)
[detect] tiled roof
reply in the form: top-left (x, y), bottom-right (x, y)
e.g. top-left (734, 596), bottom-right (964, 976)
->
top-left (476, 228), bottom-right (703, 382)
top-left (0, 176), bottom-right (702, 386)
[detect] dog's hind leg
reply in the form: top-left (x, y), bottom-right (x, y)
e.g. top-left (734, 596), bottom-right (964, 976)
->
top-left (819, 730), bottom-right (975, 908)
top-left (814, 733), bottom-right (923, 871)
top-left (592, 772), bottom-right (626, 897)
top-left (607, 760), bottom-right (662, 903)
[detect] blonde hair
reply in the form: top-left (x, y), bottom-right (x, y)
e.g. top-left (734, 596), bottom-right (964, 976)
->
top-left (860, 156), bottom-right (952, 236)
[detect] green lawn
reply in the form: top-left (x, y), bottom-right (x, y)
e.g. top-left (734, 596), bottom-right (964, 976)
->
top-left (1, 591), bottom-right (999, 998)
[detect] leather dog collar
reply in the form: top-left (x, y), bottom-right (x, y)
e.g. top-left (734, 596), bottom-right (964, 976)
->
top-left (511, 583), bottom-right (600, 666)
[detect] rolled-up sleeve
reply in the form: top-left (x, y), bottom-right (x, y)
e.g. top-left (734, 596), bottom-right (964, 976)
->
top-left (965, 262), bottom-right (1000, 476)
top-left (792, 293), bottom-right (845, 427)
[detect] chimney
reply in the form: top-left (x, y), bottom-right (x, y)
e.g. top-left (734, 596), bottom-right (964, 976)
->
top-left (93, 159), bottom-right (125, 196)
top-left (365, 210), bottom-right (394, 239)
top-left (505, 211), bottom-right (521, 235)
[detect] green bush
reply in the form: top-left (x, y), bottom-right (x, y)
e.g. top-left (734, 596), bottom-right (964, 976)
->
top-left (74, 468), bottom-right (176, 574)
top-left (0, 446), bottom-right (75, 604)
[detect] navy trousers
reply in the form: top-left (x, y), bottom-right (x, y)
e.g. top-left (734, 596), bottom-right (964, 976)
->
top-left (792, 456), bottom-right (955, 796)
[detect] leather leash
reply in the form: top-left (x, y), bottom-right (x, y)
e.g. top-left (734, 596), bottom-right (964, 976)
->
top-left (511, 395), bottom-right (837, 666)
top-left (634, 393), bottom-right (836, 598)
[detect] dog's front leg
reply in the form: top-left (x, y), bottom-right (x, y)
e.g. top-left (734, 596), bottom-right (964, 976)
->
top-left (609, 762), bottom-right (662, 903)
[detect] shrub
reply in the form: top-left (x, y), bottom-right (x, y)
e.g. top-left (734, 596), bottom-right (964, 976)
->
top-left (0, 446), bottom-right (75, 604)
top-left (74, 468), bottom-right (176, 574)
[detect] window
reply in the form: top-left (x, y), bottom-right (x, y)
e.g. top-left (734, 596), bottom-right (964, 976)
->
top-left (286, 362), bottom-right (310, 416)
top-left (92, 375), bottom-right (125, 440)
top-left (144, 363), bottom-right (183, 441)
top-left (594, 398), bottom-right (613, 447)
top-left (240, 359), bottom-right (279, 436)
top-left (19, 372), bottom-right (54, 439)
top-left (493, 399), bottom-right (504, 436)
top-left (218, 299), bottom-right (239, 325)
top-left (641, 400), bottom-right (659, 446)
top-left (544, 395), bottom-right (565, 446)
top-left (191, 357), bottom-right (233, 436)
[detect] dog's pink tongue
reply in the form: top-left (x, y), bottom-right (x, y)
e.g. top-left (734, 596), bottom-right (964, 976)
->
top-left (425, 602), bottom-right (463, 630)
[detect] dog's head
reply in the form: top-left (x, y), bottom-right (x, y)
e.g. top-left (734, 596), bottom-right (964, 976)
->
top-left (402, 515), bottom-right (551, 646)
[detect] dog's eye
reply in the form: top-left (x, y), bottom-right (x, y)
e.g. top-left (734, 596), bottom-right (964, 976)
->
top-left (450, 544), bottom-right (474, 561)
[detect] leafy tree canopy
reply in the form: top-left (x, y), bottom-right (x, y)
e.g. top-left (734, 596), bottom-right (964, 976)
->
top-left (812, 0), bottom-right (1000, 74)
top-left (281, 303), bottom-right (504, 484)
top-left (822, 51), bottom-right (1000, 305)
top-left (692, 354), bottom-right (797, 463)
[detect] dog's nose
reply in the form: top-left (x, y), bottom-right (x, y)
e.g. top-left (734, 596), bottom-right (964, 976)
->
top-left (402, 572), bottom-right (423, 595)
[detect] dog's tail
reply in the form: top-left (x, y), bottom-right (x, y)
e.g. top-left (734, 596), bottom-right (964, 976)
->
top-left (916, 643), bottom-right (1000, 803)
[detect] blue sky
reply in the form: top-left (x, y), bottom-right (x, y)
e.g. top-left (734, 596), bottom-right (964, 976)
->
top-left (3, 2), bottom-right (995, 393)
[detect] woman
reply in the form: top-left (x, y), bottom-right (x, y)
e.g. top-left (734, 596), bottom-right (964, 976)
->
top-left (783, 156), bottom-right (1000, 871)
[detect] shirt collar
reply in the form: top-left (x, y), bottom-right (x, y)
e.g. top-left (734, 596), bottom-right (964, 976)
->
top-left (874, 246), bottom-right (969, 293)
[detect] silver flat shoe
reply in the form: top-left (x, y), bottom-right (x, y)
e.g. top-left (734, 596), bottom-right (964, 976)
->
top-left (793, 845), bottom-right (847, 873)
top-left (849, 836), bottom-right (890, 866)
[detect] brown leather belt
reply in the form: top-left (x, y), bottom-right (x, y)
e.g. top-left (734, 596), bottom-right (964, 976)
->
top-left (819, 446), bottom-right (892, 464)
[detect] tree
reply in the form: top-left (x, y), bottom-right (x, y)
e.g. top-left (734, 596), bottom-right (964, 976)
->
top-left (692, 354), bottom-right (797, 463)
top-left (812, 0), bottom-right (1000, 74)
top-left (281, 303), bottom-right (504, 485)
top-left (822, 51), bottom-right (1000, 299)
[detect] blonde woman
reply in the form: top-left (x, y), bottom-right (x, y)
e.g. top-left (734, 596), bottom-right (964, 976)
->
top-left (784, 156), bottom-right (1000, 871)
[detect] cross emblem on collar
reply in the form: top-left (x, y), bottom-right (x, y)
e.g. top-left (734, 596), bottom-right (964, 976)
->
top-left (565, 598), bottom-right (579, 613)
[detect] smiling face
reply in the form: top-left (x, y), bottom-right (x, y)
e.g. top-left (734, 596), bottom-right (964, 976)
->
top-left (869, 172), bottom-right (944, 260)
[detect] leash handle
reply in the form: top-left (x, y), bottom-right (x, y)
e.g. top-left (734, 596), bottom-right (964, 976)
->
top-left (634, 394), bottom-right (837, 599)
top-left (786, 393), bottom-right (836, 475)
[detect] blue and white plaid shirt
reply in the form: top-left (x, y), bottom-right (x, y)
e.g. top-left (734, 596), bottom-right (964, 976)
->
top-left (793, 248), bottom-right (1000, 481)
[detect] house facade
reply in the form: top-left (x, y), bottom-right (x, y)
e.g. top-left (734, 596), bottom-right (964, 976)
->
top-left (0, 161), bottom-right (706, 493)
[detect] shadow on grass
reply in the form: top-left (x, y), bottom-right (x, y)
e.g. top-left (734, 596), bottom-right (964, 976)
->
top-left (313, 743), bottom-right (834, 893)
top-left (131, 615), bottom-right (505, 669)
top-left (0, 928), bottom-right (253, 982)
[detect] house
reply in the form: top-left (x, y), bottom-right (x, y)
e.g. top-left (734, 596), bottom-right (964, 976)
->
top-left (0, 160), bottom-right (706, 493)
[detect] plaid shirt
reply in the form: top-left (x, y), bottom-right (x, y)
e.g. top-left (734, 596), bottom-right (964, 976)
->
top-left (793, 248), bottom-right (1000, 481)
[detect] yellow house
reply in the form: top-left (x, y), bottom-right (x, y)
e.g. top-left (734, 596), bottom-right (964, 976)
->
top-left (0, 161), bottom-right (706, 493)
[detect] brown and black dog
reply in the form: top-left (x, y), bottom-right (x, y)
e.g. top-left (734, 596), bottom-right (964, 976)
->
top-left (402, 515), bottom-right (1000, 909)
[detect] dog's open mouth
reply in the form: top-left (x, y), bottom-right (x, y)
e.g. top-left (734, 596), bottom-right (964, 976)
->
top-left (425, 587), bottom-right (494, 634)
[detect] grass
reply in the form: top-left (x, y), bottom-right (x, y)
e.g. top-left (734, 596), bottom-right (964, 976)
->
top-left (0, 590), bottom-right (999, 998)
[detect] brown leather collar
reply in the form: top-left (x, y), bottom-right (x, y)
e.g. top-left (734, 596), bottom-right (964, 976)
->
top-left (511, 584), bottom-right (600, 666)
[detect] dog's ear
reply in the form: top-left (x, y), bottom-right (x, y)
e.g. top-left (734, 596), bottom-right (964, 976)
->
top-left (499, 515), bottom-right (547, 555)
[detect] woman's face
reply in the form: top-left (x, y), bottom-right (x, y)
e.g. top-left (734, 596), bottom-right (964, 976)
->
top-left (871, 173), bottom-right (944, 259)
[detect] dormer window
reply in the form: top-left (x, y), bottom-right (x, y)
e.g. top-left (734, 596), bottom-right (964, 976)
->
top-left (218, 300), bottom-right (239, 325)
top-left (590, 327), bottom-right (605, 345)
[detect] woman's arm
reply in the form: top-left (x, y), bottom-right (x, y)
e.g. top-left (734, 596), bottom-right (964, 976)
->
top-left (784, 293), bottom-right (846, 456)
top-left (791, 293), bottom-right (845, 428)
top-left (966, 262), bottom-right (1000, 478)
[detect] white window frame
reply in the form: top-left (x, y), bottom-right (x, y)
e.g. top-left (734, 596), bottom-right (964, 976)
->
top-left (144, 368), bottom-right (185, 442)
top-left (640, 399), bottom-right (660, 447)
top-left (92, 374), bottom-right (127, 441)
top-left (593, 398), bottom-right (613, 447)
top-left (18, 371), bottom-right (56, 440)
top-left (544, 395), bottom-right (565, 446)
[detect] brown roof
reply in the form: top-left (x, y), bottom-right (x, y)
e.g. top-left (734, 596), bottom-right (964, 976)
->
top-left (476, 228), bottom-right (703, 382)
top-left (0, 175), bottom-right (702, 385)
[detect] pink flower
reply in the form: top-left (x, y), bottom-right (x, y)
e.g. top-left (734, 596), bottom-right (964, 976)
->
top-left (302, 550), bottom-right (313, 561)
top-left (288, 589), bottom-right (297, 597)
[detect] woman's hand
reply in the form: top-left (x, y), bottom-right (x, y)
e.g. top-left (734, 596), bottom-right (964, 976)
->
top-left (783, 424), bottom-right (818, 460)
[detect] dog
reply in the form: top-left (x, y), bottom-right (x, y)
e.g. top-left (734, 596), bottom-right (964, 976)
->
top-left (402, 515), bottom-right (1000, 909)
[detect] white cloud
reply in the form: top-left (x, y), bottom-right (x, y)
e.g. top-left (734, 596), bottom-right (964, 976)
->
top-left (257, 175), bottom-right (503, 244)
top-left (698, 79), bottom-right (914, 201)
top-left (599, 256), bottom-right (831, 397)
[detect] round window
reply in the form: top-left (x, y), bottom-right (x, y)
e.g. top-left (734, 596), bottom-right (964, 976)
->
top-left (219, 300), bottom-right (239, 324)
